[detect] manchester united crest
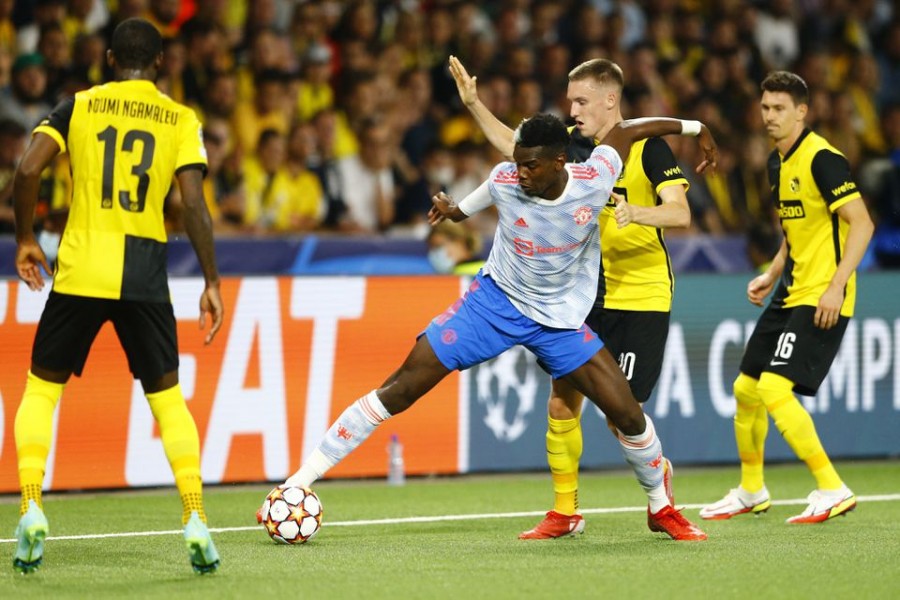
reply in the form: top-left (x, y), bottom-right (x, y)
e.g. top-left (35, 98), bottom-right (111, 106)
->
top-left (574, 206), bottom-right (593, 225)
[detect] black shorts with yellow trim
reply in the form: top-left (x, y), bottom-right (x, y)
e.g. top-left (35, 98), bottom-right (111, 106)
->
top-left (585, 307), bottom-right (670, 403)
top-left (31, 291), bottom-right (178, 383)
top-left (739, 304), bottom-right (849, 396)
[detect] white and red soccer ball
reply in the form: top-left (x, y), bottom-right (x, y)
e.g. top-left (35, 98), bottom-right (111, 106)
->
top-left (259, 486), bottom-right (323, 544)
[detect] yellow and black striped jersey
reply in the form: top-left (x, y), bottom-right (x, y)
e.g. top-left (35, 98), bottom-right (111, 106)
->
top-left (768, 129), bottom-right (862, 316)
top-left (567, 127), bottom-right (688, 312)
top-left (34, 80), bottom-right (207, 302)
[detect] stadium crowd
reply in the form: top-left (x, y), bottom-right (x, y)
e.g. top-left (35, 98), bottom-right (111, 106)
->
top-left (0, 0), bottom-right (898, 268)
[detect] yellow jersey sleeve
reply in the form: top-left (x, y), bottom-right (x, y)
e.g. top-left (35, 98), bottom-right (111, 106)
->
top-left (175, 108), bottom-right (208, 176)
top-left (33, 96), bottom-right (75, 153)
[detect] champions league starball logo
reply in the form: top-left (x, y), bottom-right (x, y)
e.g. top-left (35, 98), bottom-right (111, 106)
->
top-left (475, 347), bottom-right (539, 442)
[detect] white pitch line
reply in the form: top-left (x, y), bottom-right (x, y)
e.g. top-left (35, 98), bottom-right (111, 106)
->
top-left (1, 493), bottom-right (898, 543)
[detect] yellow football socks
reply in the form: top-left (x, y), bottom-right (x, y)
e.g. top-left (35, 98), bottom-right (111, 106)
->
top-left (15, 371), bottom-right (65, 515)
top-left (147, 384), bottom-right (207, 524)
top-left (733, 373), bottom-right (768, 493)
top-left (757, 372), bottom-right (842, 490)
top-left (546, 415), bottom-right (582, 515)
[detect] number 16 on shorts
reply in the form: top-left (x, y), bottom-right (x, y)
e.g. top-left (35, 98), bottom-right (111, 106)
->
top-left (770, 332), bottom-right (795, 366)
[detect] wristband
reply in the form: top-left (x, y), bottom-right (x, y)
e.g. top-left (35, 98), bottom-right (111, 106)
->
top-left (680, 120), bottom-right (702, 136)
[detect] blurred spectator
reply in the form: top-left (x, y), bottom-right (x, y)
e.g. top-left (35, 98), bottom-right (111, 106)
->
top-left (37, 21), bottom-right (71, 102)
top-left (426, 219), bottom-right (485, 275)
top-left (63, 0), bottom-right (109, 42)
top-left (144, 0), bottom-right (182, 38)
top-left (308, 107), bottom-right (349, 229)
top-left (17, 0), bottom-right (66, 55)
top-left (157, 35), bottom-right (187, 103)
top-left (243, 0), bottom-right (281, 42)
top-left (0, 53), bottom-right (51, 130)
top-left (0, 0), bottom-right (13, 54)
top-left (289, 0), bottom-right (333, 60)
top-left (71, 32), bottom-right (105, 87)
top-left (242, 128), bottom-right (314, 234)
top-left (284, 121), bottom-right (325, 232)
top-left (200, 69), bottom-right (238, 122)
top-left (232, 68), bottom-right (291, 153)
top-left (394, 142), bottom-right (453, 232)
top-left (446, 141), bottom-right (497, 241)
top-left (296, 42), bottom-right (335, 123)
top-left (876, 20), bottom-right (900, 107)
top-left (754, 0), bottom-right (800, 70)
top-left (510, 77), bottom-right (544, 125)
top-left (236, 27), bottom-right (290, 103)
top-left (336, 116), bottom-right (397, 233)
top-left (746, 221), bottom-right (782, 273)
top-left (862, 103), bottom-right (900, 266)
top-left (846, 51), bottom-right (888, 155)
top-left (820, 91), bottom-right (863, 169)
top-left (201, 117), bottom-right (243, 232)
top-left (394, 68), bottom-right (439, 168)
top-left (0, 117), bottom-right (26, 233)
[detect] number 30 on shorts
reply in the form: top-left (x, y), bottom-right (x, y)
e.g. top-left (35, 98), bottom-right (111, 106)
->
top-left (617, 352), bottom-right (636, 380)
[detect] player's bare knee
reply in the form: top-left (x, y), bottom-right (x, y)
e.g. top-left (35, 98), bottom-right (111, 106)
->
top-left (548, 393), bottom-right (581, 420)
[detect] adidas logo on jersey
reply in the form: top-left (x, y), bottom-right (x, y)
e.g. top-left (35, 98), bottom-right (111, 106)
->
top-left (570, 164), bottom-right (599, 180)
top-left (514, 217), bottom-right (529, 227)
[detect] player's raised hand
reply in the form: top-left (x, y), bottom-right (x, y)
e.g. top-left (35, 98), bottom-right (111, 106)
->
top-left (199, 283), bottom-right (224, 345)
top-left (15, 237), bottom-right (52, 291)
top-left (695, 124), bottom-right (719, 173)
top-left (612, 192), bottom-right (634, 228)
top-left (428, 191), bottom-right (455, 226)
top-left (746, 272), bottom-right (775, 306)
top-left (449, 56), bottom-right (478, 106)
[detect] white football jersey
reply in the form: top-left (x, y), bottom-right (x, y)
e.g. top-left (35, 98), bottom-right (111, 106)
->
top-left (460, 145), bottom-right (623, 329)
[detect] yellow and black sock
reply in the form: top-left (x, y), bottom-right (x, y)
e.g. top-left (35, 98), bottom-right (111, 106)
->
top-left (758, 372), bottom-right (842, 490)
top-left (15, 371), bottom-right (64, 515)
top-left (546, 415), bottom-right (582, 515)
top-left (147, 384), bottom-right (207, 524)
top-left (733, 373), bottom-right (768, 493)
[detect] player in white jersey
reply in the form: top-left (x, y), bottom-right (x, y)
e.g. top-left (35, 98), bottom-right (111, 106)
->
top-left (275, 113), bottom-right (717, 541)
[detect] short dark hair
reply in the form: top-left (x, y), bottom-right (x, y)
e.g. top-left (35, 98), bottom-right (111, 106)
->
top-left (111, 18), bottom-right (162, 70)
top-left (514, 113), bottom-right (569, 156)
top-left (568, 58), bottom-right (625, 91)
top-left (761, 71), bottom-right (809, 106)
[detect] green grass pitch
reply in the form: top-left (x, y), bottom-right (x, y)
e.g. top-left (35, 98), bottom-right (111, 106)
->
top-left (1, 460), bottom-right (898, 599)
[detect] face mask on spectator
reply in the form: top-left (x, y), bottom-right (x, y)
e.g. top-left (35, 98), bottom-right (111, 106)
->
top-left (428, 165), bottom-right (454, 188)
top-left (428, 246), bottom-right (455, 274)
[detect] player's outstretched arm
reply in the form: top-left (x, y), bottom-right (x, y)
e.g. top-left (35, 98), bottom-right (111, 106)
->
top-left (449, 55), bottom-right (516, 159)
top-left (177, 167), bottom-right (224, 345)
top-left (602, 118), bottom-right (718, 173)
top-left (13, 132), bottom-right (60, 291)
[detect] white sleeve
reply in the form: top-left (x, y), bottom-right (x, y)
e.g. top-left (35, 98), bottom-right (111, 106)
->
top-left (457, 178), bottom-right (494, 216)
top-left (588, 145), bottom-right (624, 186)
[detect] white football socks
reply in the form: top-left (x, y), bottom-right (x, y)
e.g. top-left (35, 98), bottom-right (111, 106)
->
top-left (617, 415), bottom-right (670, 513)
top-left (285, 390), bottom-right (391, 488)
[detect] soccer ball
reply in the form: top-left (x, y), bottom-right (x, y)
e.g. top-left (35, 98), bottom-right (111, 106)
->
top-left (260, 486), bottom-right (323, 544)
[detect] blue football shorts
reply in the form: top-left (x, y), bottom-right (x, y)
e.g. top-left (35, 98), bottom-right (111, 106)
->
top-left (422, 273), bottom-right (603, 378)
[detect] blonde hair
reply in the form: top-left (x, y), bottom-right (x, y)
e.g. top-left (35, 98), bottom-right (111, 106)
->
top-left (568, 58), bottom-right (625, 91)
